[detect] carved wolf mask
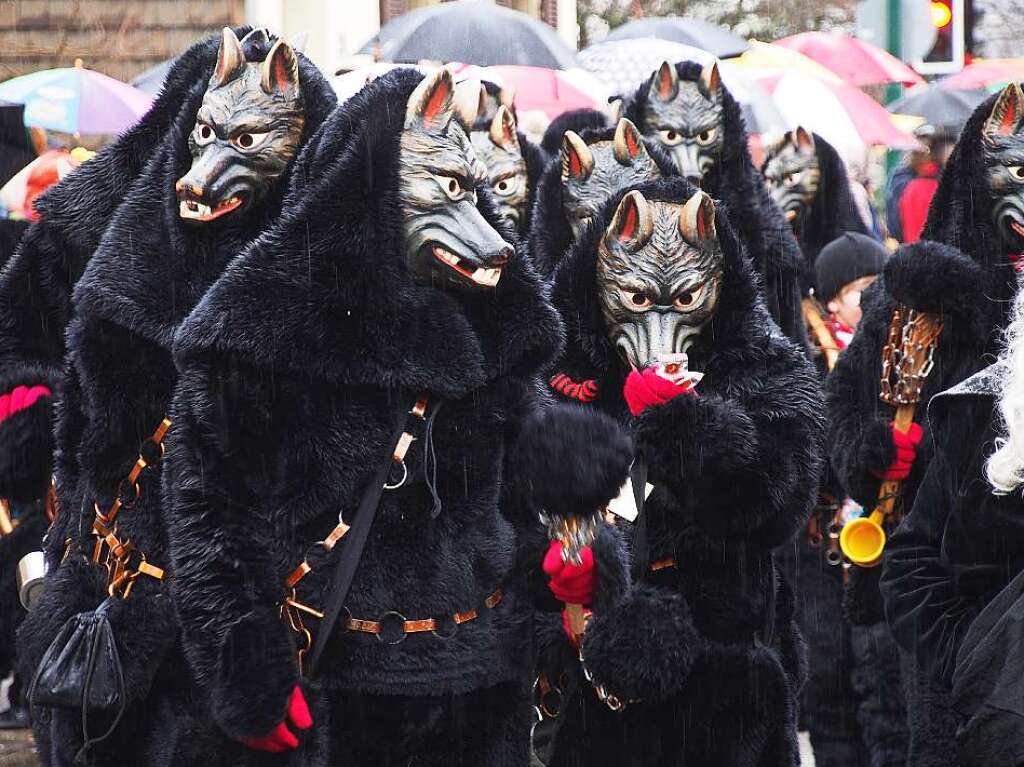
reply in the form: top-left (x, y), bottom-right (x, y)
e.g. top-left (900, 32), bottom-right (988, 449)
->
top-left (641, 61), bottom-right (724, 185)
top-left (561, 118), bottom-right (662, 241)
top-left (471, 105), bottom-right (530, 233)
top-left (763, 126), bottom-right (821, 227)
top-left (597, 189), bottom-right (724, 370)
top-left (983, 82), bottom-right (1024, 250)
top-left (176, 28), bottom-right (305, 224)
top-left (400, 69), bottom-right (513, 291)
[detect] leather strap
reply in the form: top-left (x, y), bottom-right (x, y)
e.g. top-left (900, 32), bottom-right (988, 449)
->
top-left (344, 589), bottom-right (503, 640)
top-left (307, 395), bottom-right (427, 675)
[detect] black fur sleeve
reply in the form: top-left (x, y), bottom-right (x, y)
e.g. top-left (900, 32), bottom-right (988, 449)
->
top-left (634, 339), bottom-right (823, 548)
top-left (164, 354), bottom-right (298, 740)
top-left (824, 280), bottom-right (896, 507)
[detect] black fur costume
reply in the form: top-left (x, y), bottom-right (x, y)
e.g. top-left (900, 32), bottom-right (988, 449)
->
top-left (767, 132), bottom-right (869, 294)
top-left (162, 68), bottom-right (625, 765)
top-left (543, 178), bottom-right (823, 766)
top-left (16, 33), bottom-right (336, 766)
top-left (624, 61), bottom-right (806, 346)
top-left (528, 124), bottom-right (675, 278)
top-left (539, 108), bottom-right (610, 156)
top-left (829, 93), bottom-right (1018, 767)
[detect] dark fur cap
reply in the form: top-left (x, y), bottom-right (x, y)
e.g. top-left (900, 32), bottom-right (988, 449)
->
top-left (175, 68), bottom-right (562, 397)
top-left (540, 108), bottom-right (611, 155)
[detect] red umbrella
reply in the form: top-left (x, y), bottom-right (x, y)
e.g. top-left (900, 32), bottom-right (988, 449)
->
top-left (940, 58), bottom-right (1024, 91)
top-left (482, 65), bottom-right (606, 118)
top-left (775, 32), bottom-right (923, 88)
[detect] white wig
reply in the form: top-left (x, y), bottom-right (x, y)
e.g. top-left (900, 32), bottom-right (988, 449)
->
top-left (987, 270), bottom-right (1024, 494)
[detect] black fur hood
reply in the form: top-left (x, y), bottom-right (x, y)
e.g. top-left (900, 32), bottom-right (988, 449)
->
top-left (175, 68), bottom-right (563, 399)
top-left (529, 123), bottom-right (676, 278)
top-left (470, 116), bottom-right (548, 233)
top-left (925, 92), bottom-right (1010, 267)
top-left (551, 177), bottom-right (769, 412)
top-left (71, 34), bottom-right (337, 349)
top-left (771, 132), bottom-right (868, 277)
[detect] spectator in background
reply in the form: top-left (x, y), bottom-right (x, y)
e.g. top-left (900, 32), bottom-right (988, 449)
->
top-left (887, 127), bottom-right (956, 243)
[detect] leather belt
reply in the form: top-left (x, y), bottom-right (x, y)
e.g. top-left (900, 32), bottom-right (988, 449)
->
top-left (650, 558), bottom-right (677, 572)
top-left (345, 588), bottom-right (503, 643)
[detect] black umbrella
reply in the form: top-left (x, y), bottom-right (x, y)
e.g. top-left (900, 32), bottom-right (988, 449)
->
top-left (358, 0), bottom-right (578, 69)
top-left (887, 84), bottom-right (988, 131)
top-left (131, 59), bottom-right (174, 96)
top-left (605, 17), bottom-right (749, 59)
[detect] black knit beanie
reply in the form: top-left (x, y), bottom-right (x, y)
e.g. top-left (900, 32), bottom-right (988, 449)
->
top-left (816, 232), bottom-right (889, 303)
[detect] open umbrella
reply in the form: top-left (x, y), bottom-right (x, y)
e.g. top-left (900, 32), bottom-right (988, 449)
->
top-left (888, 84), bottom-right (987, 131)
top-left (730, 40), bottom-right (841, 83)
top-left (765, 71), bottom-right (918, 161)
top-left (775, 32), bottom-right (923, 87)
top-left (131, 59), bottom-right (174, 96)
top-left (578, 38), bottom-right (785, 134)
top-left (358, 0), bottom-right (577, 69)
top-left (0, 62), bottom-right (151, 135)
top-left (604, 17), bottom-right (749, 59)
top-left (940, 58), bottom-right (1024, 92)
top-left (484, 65), bottom-right (607, 119)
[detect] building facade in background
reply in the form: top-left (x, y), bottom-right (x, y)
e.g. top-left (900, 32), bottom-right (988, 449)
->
top-left (0, 0), bottom-right (578, 84)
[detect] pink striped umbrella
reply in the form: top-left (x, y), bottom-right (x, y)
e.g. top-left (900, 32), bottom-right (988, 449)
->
top-left (775, 32), bottom-right (923, 88)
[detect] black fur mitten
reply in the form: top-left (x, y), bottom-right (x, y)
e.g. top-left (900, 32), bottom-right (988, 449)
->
top-left (581, 584), bottom-right (702, 701)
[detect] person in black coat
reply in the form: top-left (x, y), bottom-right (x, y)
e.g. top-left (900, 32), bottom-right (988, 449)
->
top-left (762, 126), bottom-right (869, 294)
top-left (16, 29), bottom-right (337, 766)
top-left (539, 108), bottom-right (610, 156)
top-left (623, 60), bottom-right (805, 347)
top-left (529, 118), bottom-right (673, 278)
top-left (163, 66), bottom-right (630, 765)
top-left (829, 84), bottom-right (1024, 767)
top-left (540, 177), bottom-right (823, 766)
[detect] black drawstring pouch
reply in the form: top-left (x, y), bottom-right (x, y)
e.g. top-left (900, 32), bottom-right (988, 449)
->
top-left (30, 596), bottom-right (128, 762)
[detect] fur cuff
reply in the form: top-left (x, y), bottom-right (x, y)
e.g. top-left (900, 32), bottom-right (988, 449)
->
top-left (581, 585), bottom-right (701, 701)
top-left (512, 404), bottom-right (634, 519)
top-left (0, 396), bottom-right (54, 503)
top-left (636, 393), bottom-right (759, 485)
top-left (210, 608), bottom-right (299, 740)
top-left (884, 241), bottom-right (985, 325)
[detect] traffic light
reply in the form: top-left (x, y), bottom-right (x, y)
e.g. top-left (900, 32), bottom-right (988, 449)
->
top-left (915, 0), bottom-right (965, 74)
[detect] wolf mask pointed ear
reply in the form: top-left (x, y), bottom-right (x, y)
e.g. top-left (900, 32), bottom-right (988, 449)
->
top-left (613, 118), bottom-right (648, 165)
top-left (452, 74), bottom-right (481, 128)
top-left (261, 40), bottom-right (300, 98)
top-left (679, 190), bottom-right (717, 247)
top-left (561, 131), bottom-right (595, 181)
top-left (986, 83), bottom-right (1024, 137)
top-left (605, 190), bottom-right (654, 252)
top-left (490, 105), bottom-right (519, 150)
top-left (700, 61), bottom-right (722, 101)
top-left (406, 69), bottom-right (455, 131)
top-left (212, 27), bottom-right (246, 87)
top-left (649, 61), bottom-right (679, 103)
top-left (793, 125), bottom-right (815, 152)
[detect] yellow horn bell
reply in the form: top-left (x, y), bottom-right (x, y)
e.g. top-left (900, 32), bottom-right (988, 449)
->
top-left (839, 509), bottom-right (886, 568)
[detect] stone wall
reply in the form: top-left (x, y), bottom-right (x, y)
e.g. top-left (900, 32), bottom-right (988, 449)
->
top-left (0, 0), bottom-right (245, 82)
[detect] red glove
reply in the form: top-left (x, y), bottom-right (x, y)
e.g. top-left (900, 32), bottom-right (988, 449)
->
top-left (872, 422), bottom-right (924, 481)
top-left (237, 686), bottom-right (312, 753)
top-left (0, 385), bottom-right (51, 424)
top-left (543, 540), bottom-right (596, 605)
top-left (623, 367), bottom-right (697, 416)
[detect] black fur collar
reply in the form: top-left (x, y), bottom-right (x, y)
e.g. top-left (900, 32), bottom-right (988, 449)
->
top-left (550, 177), bottom-right (769, 408)
top-left (175, 68), bottom-right (563, 399)
top-left (71, 37), bottom-right (337, 350)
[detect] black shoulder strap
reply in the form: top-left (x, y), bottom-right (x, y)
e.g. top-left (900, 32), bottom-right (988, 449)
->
top-left (308, 396), bottom-right (417, 676)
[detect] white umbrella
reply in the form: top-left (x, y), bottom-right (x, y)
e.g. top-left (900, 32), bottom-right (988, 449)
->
top-left (578, 38), bottom-right (785, 134)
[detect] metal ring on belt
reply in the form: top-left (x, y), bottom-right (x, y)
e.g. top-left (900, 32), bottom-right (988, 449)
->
top-left (345, 588), bottom-right (503, 645)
